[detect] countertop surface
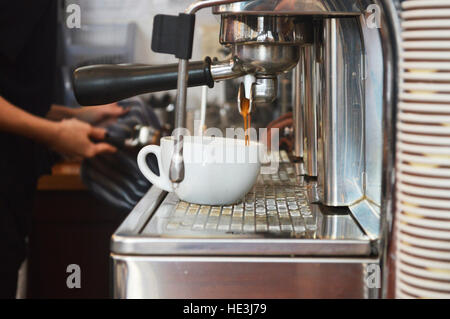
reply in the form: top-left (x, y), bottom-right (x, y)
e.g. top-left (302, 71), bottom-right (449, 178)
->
top-left (37, 162), bottom-right (86, 191)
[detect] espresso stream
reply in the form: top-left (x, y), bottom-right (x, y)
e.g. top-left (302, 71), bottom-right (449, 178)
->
top-left (240, 97), bottom-right (251, 146)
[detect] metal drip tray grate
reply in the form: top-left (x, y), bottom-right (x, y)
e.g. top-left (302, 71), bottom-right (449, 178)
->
top-left (163, 166), bottom-right (317, 238)
top-left (141, 162), bottom-right (368, 241)
top-left (112, 158), bottom-right (372, 256)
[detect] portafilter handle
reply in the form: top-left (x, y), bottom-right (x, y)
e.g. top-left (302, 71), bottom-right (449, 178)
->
top-left (73, 58), bottom-right (214, 106)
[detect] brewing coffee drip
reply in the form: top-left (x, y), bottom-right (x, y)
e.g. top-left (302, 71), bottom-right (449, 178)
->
top-left (238, 82), bottom-right (254, 146)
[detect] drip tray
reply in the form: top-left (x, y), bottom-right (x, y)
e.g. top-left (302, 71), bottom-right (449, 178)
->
top-left (112, 163), bottom-right (372, 257)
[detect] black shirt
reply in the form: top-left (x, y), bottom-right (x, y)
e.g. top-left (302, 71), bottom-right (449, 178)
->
top-left (0, 1), bottom-right (57, 188)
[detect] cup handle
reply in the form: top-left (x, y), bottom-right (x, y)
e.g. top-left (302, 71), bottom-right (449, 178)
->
top-left (137, 145), bottom-right (173, 192)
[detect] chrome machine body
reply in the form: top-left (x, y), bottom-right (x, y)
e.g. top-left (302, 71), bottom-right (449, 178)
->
top-left (112, 0), bottom-right (401, 298)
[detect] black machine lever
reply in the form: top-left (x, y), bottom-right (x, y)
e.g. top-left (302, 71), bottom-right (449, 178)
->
top-left (151, 13), bottom-right (196, 59)
top-left (73, 57), bottom-right (214, 106)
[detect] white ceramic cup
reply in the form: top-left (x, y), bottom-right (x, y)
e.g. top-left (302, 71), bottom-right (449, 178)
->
top-left (137, 136), bottom-right (264, 205)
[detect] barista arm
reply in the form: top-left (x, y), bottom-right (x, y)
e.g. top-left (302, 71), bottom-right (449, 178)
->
top-left (47, 103), bottom-right (128, 126)
top-left (0, 95), bottom-right (116, 158)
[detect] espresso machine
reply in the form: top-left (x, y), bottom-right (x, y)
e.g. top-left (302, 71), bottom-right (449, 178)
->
top-left (74, 0), bottom-right (401, 298)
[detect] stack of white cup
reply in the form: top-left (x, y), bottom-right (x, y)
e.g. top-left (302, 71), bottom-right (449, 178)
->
top-left (396, 0), bottom-right (450, 298)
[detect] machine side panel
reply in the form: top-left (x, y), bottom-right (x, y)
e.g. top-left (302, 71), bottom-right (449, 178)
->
top-left (112, 255), bottom-right (380, 299)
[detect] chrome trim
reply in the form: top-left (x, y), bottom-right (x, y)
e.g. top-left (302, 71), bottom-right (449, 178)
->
top-left (210, 57), bottom-right (246, 81)
top-left (362, 14), bottom-right (384, 208)
top-left (252, 76), bottom-right (278, 103)
top-left (319, 18), bottom-right (365, 206)
top-left (232, 43), bottom-right (300, 75)
top-left (170, 61), bottom-right (187, 183)
top-left (349, 199), bottom-right (381, 241)
top-left (302, 44), bottom-right (318, 177)
top-left (187, 0), bottom-right (246, 14)
top-left (293, 60), bottom-right (304, 158)
top-left (113, 238), bottom-right (371, 257)
top-left (219, 15), bottom-right (313, 44)
top-left (212, 0), bottom-right (364, 16)
top-left (111, 186), bottom-right (167, 252)
top-left (377, 0), bottom-right (401, 299)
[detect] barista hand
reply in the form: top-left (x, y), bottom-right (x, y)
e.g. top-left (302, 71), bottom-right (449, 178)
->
top-left (0, 96), bottom-right (117, 159)
top-left (73, 103), bottom-right (128, 126)
top-left (49, 118), bottom-right (117, 158)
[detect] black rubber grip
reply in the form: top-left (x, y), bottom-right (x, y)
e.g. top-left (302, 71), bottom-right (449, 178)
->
top-left (73, 57), bottom-right (214, 106)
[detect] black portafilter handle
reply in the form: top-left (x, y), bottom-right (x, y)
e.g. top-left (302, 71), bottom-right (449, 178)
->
top-left (73, 57), bottom-right (214, 106)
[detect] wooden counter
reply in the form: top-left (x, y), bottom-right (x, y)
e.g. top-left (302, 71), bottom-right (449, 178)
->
top-left (37, 162), bottom-right (85, 191)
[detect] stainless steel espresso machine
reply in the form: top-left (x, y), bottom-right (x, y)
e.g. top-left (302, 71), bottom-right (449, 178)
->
top-left (73, 0), bottom-right (401, 298)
